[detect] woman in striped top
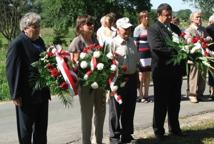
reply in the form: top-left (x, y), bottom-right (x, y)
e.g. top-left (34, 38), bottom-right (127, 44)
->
top-left (133, 11), bottom-right (151, 103)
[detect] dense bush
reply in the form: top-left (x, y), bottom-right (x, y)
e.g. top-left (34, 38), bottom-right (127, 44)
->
top-left (0, 48), bottom-right (10, 101)
top-left (0, 39), bottom-right (2, 48)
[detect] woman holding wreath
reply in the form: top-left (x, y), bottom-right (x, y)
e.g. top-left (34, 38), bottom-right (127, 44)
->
top-left (68, 15), bottom-right (106, 144)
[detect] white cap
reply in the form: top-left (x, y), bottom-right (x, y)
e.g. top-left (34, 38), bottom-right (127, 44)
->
top-left (116, 17), bottom-right (132, 29)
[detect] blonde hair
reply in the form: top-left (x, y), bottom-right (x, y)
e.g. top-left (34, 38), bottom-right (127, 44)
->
top-left (102, 13), bottom-right (116, 27)
top-left (209, 14), bottom-right (214, 25)
top-left (100, 16), bottom-right (106, 26)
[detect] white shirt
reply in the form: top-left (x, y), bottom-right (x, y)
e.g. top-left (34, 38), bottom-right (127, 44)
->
top-left (96, 26), bottom-right (116, 46)
top-left (110, 35), bottom-right (139, 74)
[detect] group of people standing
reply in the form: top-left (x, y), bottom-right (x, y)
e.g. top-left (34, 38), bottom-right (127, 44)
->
top-left (6, 2), bottom-right (214, 144)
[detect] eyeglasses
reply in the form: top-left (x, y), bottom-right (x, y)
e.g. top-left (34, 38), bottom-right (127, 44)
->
top-left (30, 25), bottom-right (40, 29)
top-left (86, 22), bottom-right (93, 26)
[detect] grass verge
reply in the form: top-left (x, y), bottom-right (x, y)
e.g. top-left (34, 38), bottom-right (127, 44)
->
top-left (133, 112), bottom-right (214, 144)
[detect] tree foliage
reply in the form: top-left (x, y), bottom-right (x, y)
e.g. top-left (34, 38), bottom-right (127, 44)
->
top-left (0, 0), bottom-right (22, 41)
top-left (182, 0), bottom-right (214, 19)
top-left (0, 0), bottom-right (152, 43)
top-left (177, 9), bottom-right (192, 22)
top-left (0, 0), bottom-right (41, 41)
top-left (39, 0), bottom-right (152, 44)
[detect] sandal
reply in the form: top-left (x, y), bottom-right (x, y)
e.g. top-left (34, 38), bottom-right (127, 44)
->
top-left (141, 97), bottom-right (151, 103)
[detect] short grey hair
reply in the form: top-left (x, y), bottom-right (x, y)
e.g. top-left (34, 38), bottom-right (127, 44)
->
top-left (20, 12), bottom-right (41, 31)
top-left (189, 11), bottom-right (201, 22)
top-left (209, 14), bottom-right (214, 24)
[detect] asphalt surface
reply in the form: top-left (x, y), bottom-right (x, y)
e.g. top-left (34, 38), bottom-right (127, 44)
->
top-left (0, 78), bottom-right (213, 144)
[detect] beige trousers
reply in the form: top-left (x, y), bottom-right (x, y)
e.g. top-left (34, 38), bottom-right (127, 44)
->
top-left (188, 64), bottom-right (206, 97)
top-left (78, 86), bottom-right (106, 144)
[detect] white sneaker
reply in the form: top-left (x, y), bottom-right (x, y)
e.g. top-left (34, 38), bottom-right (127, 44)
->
top-left (189, 96), bottom-right (198, 103)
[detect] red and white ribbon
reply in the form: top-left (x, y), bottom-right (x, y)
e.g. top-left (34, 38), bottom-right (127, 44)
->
top-left (54, 46), bottom-right (78, 96)
top-left (114, 93), bottom-right (122, 104)
top-left (90, 56), bottom-right (97, 71)
top-left (108, 70), bottom-right (122, 104)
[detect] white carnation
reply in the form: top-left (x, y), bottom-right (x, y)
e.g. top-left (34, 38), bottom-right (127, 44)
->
top-left (172, 33), bottom-right (179, 43)
top-left (181, 45), bottom-right (190, 52)
top-left (186, 38), bottom-right (192, 44)
top-left (110, 85), bottom-right (118, 92)
top-left (97, 63), bottom-right (104, 71)
top-left (93, 51), bottom-right (101, 58)
top-left (84, 74), bottom-right (88, 80)
top-left (91, 82), bottom-right (99, 89)
top-left (190, 43), bottom-right (202, 54)
top-left (80, 61), bottom-right (88, 69)
top-left (106, 52), bottom-right (113, 59)
top-left (110, 64), bottom-right (117, 71)
top-left (80, 52), bottom-right (87, 59)
top-left (184, 34), bottom-right (189, 40)
top-left (51, 48), bottom-right (57, 53)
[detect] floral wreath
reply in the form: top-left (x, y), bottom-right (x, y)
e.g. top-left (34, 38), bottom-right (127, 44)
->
top-left (77, 44), bottom-right (128, 104)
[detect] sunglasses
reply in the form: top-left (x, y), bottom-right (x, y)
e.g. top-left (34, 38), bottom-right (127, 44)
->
top-left (86, 21), bottom-right (93, 26)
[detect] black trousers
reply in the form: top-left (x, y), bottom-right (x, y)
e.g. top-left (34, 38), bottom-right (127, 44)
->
top-left (16, 101), bottom-right (49, 144)
top-left (208, 71), bottom-right (214, 87)
top-left (109, 73), bottom-right (137, 141)
top-left (152, 73), bottom-right (182, 136)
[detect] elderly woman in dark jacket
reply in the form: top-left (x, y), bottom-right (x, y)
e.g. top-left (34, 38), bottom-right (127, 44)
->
top-left (6, 12), bottom-right (50, 144)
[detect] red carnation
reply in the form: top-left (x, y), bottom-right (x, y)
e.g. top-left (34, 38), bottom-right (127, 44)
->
top-left (59, 81), bottom-right (68, 90)
top-left (50, 68), bottom-right (59, 78)
top-left (191, 36), bottom-right (200, 43)
top-left (201, 42), bottom-right (208, 48)
top-left (180, 32), bottom-right (186, 38)
top-left (85, 44), bottom-right (96, 51)
top-left (47, 51), bottom-right (54, 57)
top-left (121, 65), bottom-right (128, 72)
top-left (200, 38), bottom-right (206, 43)
top-left (204, 51), bottom-right (209, 57)
top-left (46, 63), bottom-right (54, 70)
top-left (95, 45), bottom-right (103, 50)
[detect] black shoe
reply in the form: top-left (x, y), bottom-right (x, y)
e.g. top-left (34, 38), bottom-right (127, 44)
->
top-left (169, 132), bottom-right (186, 137)
top-left (136, 97), bottom-right (142, 102)
top-left (121, 135), bottom-right (134, 143)
top-left (155, 135), bottom-right (166, 143)
top-left (110, 137), bottom-right (121, 144)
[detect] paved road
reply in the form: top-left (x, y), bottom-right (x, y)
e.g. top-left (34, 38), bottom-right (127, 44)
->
top-left (0, 79), bottom-right (213, 144)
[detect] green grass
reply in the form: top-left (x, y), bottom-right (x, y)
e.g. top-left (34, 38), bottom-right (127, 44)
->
top-left (136, 120), bottom-right (214, 144)
top-left (41, 27), bottom-right (75, 49)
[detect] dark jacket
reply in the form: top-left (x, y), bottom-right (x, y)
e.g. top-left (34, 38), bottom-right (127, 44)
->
top-left (148, 20), bottom-right (186, 77)
top-left (6, 32), bottom-right (50, 104)
top-left (206, 24), bottom-right (214, 51)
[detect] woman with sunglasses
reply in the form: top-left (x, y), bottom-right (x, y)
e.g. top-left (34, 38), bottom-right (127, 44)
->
top-left (68, 15), bottom-right (106, 144)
